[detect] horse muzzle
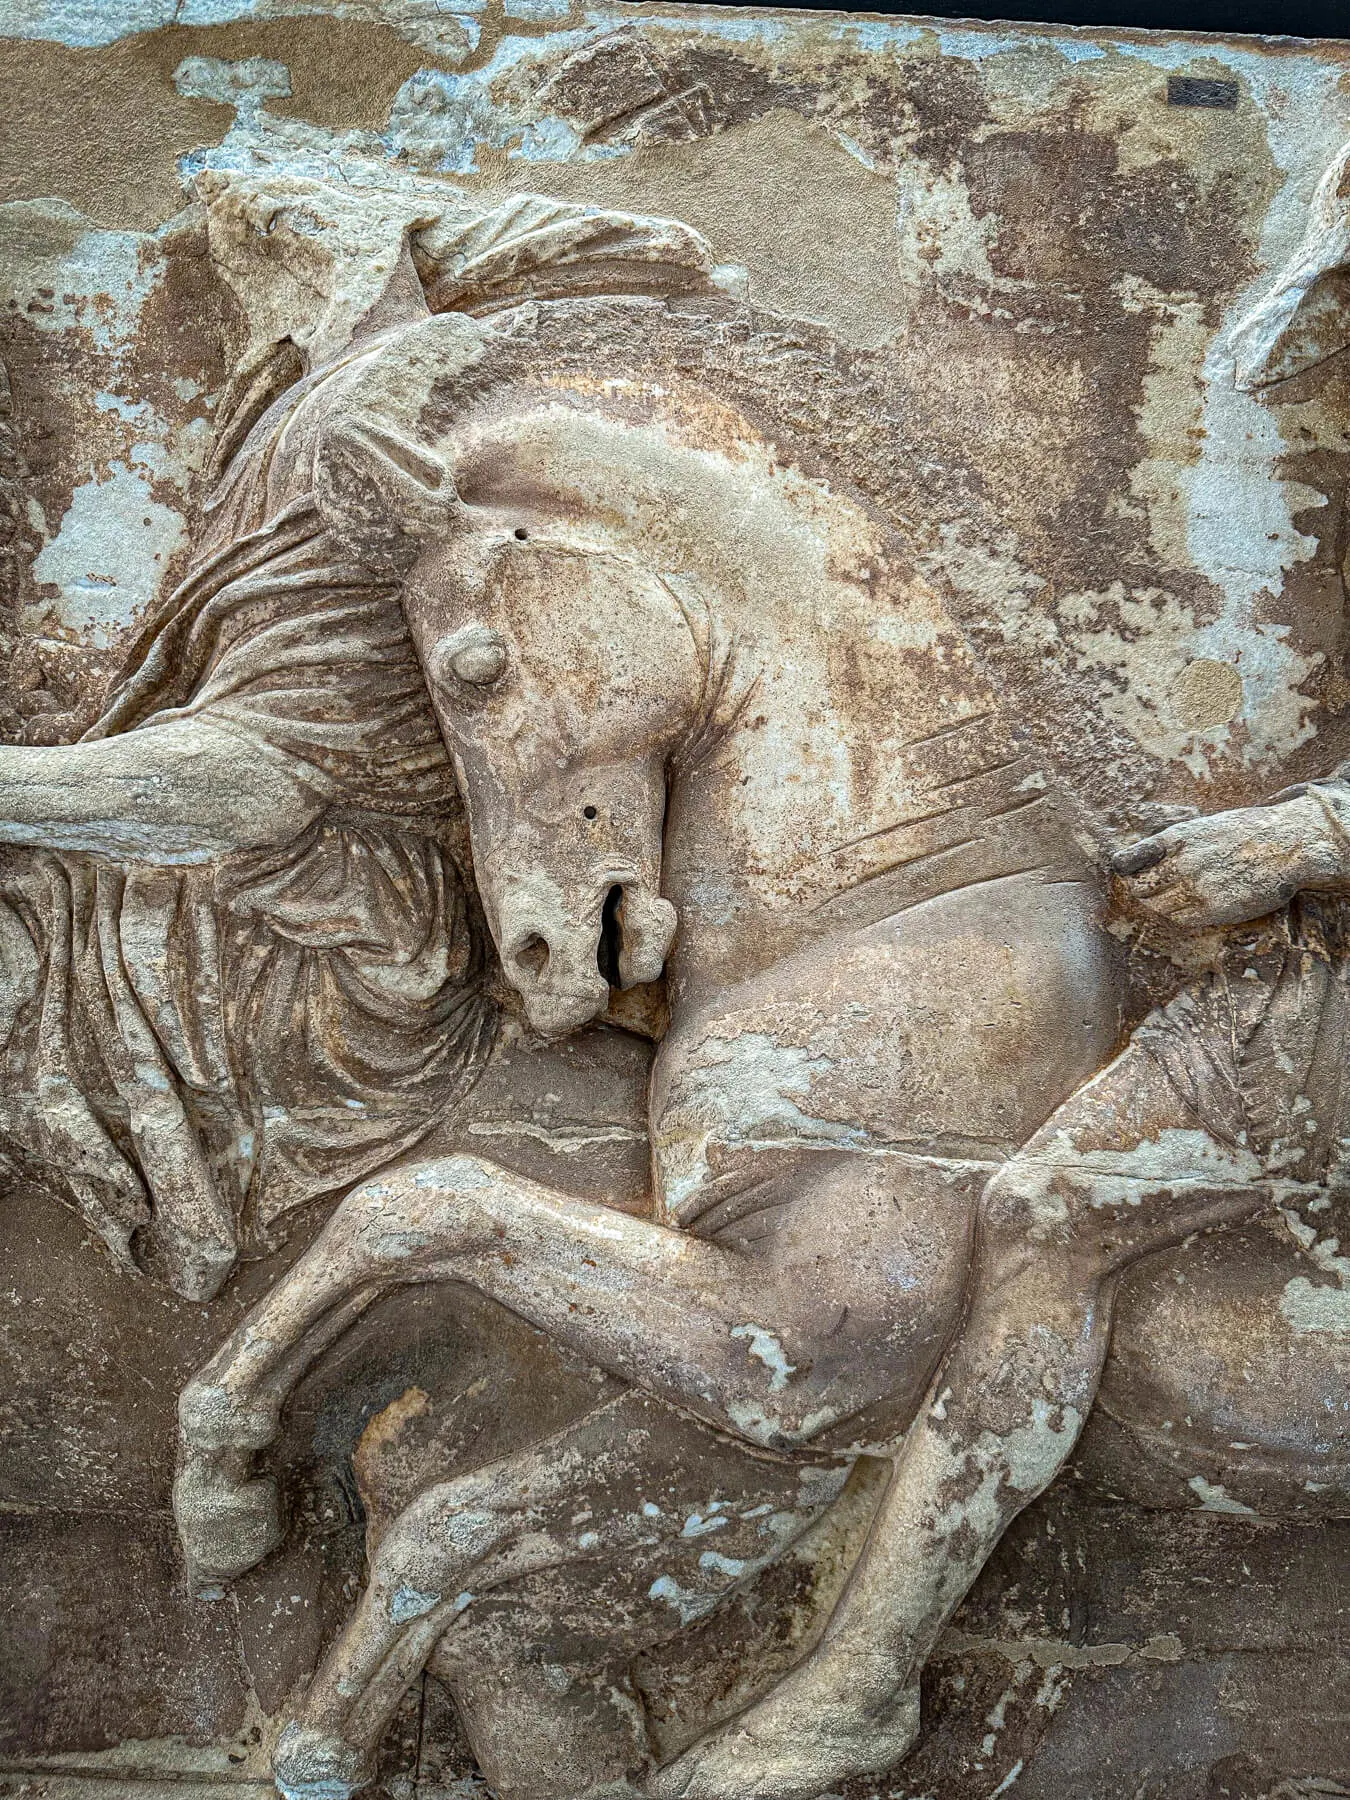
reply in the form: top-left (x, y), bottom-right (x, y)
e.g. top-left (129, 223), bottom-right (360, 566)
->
top-left (495, 877), bottom-right (677, 1038)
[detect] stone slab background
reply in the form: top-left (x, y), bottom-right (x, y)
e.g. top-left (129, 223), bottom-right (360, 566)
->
top-left (4, 2), bottom-right (1350, 1796)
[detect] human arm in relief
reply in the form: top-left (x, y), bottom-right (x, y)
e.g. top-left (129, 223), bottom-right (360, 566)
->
top-left (1112, 769), bottom-right (1350, 930)
top-left (0, 716), bottom-right (335, 863)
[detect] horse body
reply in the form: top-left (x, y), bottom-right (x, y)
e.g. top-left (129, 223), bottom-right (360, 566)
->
top-left (173, 354), bottom-right (1350, 1800)
top-left (408, 387), bottom-right (1125, 1453)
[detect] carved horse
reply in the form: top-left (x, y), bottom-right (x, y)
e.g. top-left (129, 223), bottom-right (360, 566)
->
top-left (171, 297), bottom-right (1350, 1800)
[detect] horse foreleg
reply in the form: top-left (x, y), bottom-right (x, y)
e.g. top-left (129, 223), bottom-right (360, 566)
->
top-left (647, 1041), bottom-right (1276, 1800)
top-left (176, 1152), bottom-right (767, 1589)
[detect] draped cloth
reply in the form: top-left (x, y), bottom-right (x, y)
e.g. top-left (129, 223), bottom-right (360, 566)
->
top-left (0, 361), bottom-right (498, 1299)
top-left (1135, 894), bottom-right (1350, 1191)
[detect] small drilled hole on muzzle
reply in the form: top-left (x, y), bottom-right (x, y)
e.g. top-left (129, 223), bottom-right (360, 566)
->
top-left (598, 885), bottom-right (623, 988)
top-left (516, 935), bottom-right (549, 977)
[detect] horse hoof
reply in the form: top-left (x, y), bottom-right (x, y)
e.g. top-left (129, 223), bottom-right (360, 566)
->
top-left (272, 1722), bottom-right (373, 1800)
top-left (173, 1463), bottom-right (282, 1590)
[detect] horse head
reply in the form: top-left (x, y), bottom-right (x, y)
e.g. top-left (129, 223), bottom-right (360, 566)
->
top-left (298, 305), bottom-right (846, 1035)
top-left (403, 527), bottom-right (696, 1036)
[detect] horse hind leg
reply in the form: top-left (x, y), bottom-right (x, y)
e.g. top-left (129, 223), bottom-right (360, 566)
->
top-left (273, 1379), bottom-right (849, 1800)
top-left (272, 1425), bottom-right (655, 1800)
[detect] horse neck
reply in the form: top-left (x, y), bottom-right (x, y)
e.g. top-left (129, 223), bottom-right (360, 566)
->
top-left (661, 596), bottom-right (1077, 998)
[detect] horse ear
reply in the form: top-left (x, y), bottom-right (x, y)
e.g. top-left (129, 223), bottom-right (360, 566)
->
top-left (312, 313), bottom-right (488, 572)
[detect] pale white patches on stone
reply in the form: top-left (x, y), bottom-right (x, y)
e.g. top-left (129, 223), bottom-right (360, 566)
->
top-left (680, 1510), bottom-right (729, 1539)
top-left (1058, 583), bottom-right (1320, 781)
top-left (1280, 1277), bottom-right (1350, 1337)
top-left (1115, 280), bottom-right (1212, 567)
top-left (824, 129), bottom-right (878, 174)
top-left (1276, 1208), bottom-right (1350, 1336)
top-left (388, 1583), bottom-right (440, 1623)
top-left (875, 44), bottom-right (1350, 788)
top-left (1301, 1227), bottom-right (1350, 1287)
top-left (0, 206), bottom-right (163, 352)
top-left (1162, 59), bottom-right (1350, 774)
top-left (647, 1573), bottom-right (720, 1625)
top-left (698, 1548), bottom-right (748, 1578)
top-left (28, 460), bottom-right (188, 646)
top-left (990, 1760), bottom-right (1026, 1797)
top-left (174, 55), bottom-right (291, 116)
top-left (373, 1230), bottom-right (431, 1260)
top-left (2, 208), bottom-right (217, 651)
top-left (826, 17), bottom-right (926, 54)
top-left (643, 9), bottom-right (790, 47)
top-left (724, 1399), bottom-right (786, 1449)
top-left (433, 1508), bottom-right (498, 1556)
top-left (1187, 1475), bottom-right (1257, 1515)
top-left (870, 611), bottom-right (944, 653)
top-left (986, 1686), bottom-right (1013, 1739)
top-left (894, 150), bottom-right (1031, 323)
top-left (410, 1156), bottom-right (493, 1191)
top-left (641, 1501), bottom-right (661, 1518)
top-left (922, 523), bottom-right (1049, 649)
top-left (576, 1530), bottom-right (600, 1550)
top-left (467, 1118), bottom-right (645, 1153)
top-left (175, 0), bottom-right (485, 54)
top-left (730, 1322), bottom-right (796, 1393)
top-left (3, 0), bottom-right (175, 47)
top-left (1002, 1399), bottom-right (1083, 1496)
top-left (656, 1031), bottom-right (867, 1213)
top-left (933, 24), bottom-right (1096, 63)
top-left (921, 1400), bottom-right (1084, 1595)
top-left (795, 1404), bottom-right (841, 1438)
top-left (944, 1626), bottom-right (1184, 1671)
top-left (384, 48), bottom-right (586, 175)
top-left (1010, 1125), bottom-right (1264, 1234)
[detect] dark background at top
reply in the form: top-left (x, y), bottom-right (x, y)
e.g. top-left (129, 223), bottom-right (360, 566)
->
top-left (689, 0), bottom-right (1347, 43)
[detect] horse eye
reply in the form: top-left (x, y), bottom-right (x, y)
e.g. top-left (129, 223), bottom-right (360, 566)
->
top-left (434, 626), bottom-right (508, 688)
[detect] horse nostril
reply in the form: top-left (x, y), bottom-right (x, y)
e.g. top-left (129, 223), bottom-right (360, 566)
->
top-left (515, 935), bottom-right (549, 978)
top-left (598, 885), bottom-right (623, 988)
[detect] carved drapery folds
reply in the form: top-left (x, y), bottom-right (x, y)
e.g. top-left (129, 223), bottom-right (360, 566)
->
top-left (0, 185), bottom-right (719, 1300)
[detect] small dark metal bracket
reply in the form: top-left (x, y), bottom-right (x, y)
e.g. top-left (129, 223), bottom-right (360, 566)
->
top-left (1166, 75), bottom-right (1240, 109)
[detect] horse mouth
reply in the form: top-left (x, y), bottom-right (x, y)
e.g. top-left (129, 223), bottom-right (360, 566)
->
top-left (598, 884), bottom-right (624, 988)
top-left (495, 877), bottom-right (677, 1038)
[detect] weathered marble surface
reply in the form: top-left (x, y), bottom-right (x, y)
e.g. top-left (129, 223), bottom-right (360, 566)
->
top-left (4, 2), bottom-right (1350, 1797)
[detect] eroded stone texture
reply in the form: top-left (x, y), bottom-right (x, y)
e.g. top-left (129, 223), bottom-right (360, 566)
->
top-left (5, 4), bottom-right (1350, 1798)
